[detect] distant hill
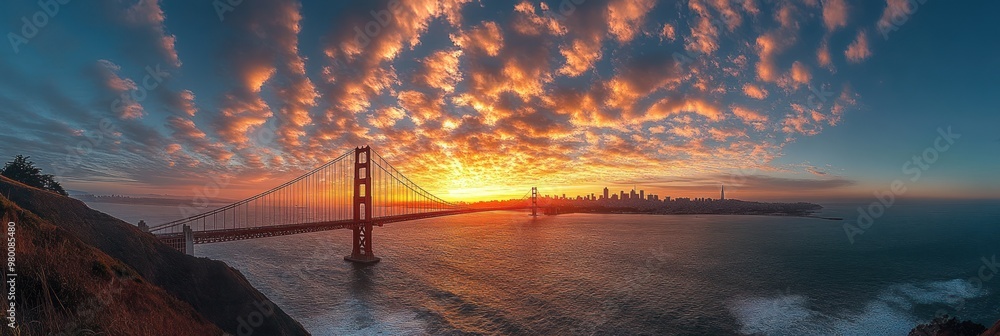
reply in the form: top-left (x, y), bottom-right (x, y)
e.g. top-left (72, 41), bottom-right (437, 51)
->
top-left (73, 193), bottom-right (235, 206)
top-left (0, 176), bottom-right (309, 335)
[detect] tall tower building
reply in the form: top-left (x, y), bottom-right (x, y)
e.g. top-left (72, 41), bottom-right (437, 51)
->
top-left (603, 187), bottom-right (609, 200)
top-left (721, 185), bottom-right (725, 200)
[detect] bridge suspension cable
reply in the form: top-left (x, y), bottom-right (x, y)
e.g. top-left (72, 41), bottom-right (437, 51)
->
top-left (149, 147), bottom-right (462, 236)
top-left (147, 145), bottom-right (538, 258)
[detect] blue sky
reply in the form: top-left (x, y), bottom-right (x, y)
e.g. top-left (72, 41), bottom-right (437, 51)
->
top-left (0, 0), bottom-right (997, 201)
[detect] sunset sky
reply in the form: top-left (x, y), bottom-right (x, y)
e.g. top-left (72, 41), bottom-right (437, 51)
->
top-left (1, 0), bottom-right (998, 202)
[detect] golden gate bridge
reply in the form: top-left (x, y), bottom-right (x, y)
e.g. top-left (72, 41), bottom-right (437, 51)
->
top-left (149, 146), bottom-right (540, 264)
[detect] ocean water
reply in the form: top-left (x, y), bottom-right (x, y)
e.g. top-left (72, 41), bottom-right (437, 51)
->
top-left (86, 201), bottom-right (1000, 335)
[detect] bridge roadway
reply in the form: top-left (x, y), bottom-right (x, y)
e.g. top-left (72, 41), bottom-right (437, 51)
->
top-left (155, 206), bottom-right (531, 246)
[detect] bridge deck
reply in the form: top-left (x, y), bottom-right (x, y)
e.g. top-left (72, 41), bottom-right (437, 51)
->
top-left (154, 207), bottom-right (529, 245)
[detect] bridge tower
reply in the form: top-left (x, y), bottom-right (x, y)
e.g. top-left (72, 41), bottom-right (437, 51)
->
top-left (345, 146), bottom-right (381, 264)
top-left (531, 187), bottom-right (538, 216)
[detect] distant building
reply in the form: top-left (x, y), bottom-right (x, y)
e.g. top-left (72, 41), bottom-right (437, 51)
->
top-left (603, 187), bottom-right (609, 200)
top-left (639, 190), bottom-right (644, 200)
top-left (721, 184), bottom-right (725, 200)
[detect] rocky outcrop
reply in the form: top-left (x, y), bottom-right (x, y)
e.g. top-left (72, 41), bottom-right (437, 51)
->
top-left (909, 315), bottom-right (987, 336)
top-left (981, 319), bottom-right (1000, 336)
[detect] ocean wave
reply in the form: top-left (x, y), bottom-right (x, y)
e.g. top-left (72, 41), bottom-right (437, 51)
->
top-left (728, 279), bottom-right (989, 336)
top-left (304, 310), bottom-right (428, 336)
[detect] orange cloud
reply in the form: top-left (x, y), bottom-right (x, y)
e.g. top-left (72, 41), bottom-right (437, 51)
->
top-left (791, 61), bottom-right (811, 84)
top-left (822, 0), bottom-right (849, 31)
top-left (510, 1), bottom-right (564, 36)
top-left (646, 98), bottom-right (724, 122)
top-left (754, 33), bottom-right (781, 82)
top-left (176, 90), bottom-right (197, 116)
top-left (451, 21), bottom-right (504, 57)
top-left (607, 0), bottom-right (657, 43)
top-left (558, 38), bottom-right (603, 77)
top-left (95, 60), bottom-right (144, 120)
top-left (416, 49), bottom-right (464, 93)
top-left (817, 39), bottom-right (833, 69)
top-left (369, 107), bottom-right (408, 129)
top-left (731, 106), bottom-right (769, 131)
top-left (166, 116), bottom-right (233, 162)
top-left (743, 84), bottom-right (768, 100)
top-left (686, 0), bottom-right (721, 55)
top-left (845, 30), bottom-right (871, 63)
top-left (397, 90), bottom-right (446, 126)
top-left (660, 23), bottom-right (676, 41)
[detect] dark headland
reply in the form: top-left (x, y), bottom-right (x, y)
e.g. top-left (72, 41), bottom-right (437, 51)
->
top-left (0, 176), bottom-right (308, 335)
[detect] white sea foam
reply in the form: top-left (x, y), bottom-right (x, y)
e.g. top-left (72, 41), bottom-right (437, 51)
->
top-left (729, 279), bottom-right (989, 336)
top-left (303, 310), bottom-right (427, 336)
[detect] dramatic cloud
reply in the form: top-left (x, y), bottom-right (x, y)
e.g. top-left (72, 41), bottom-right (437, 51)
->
top-left (0, 0), bottom-right (891, 199)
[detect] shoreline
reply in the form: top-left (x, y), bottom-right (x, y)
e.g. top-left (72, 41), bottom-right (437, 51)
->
top-left (524, 208), bottom-right (840, 220)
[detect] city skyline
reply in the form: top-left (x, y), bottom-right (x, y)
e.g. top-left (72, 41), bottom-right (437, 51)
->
top-left (528, 184), bottom-right (727, 203)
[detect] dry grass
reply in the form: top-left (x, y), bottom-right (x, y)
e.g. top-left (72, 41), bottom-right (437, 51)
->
top-left (0, 176), bottom-right (309, 335)
top-left (1, 190), bottom-right (223, 335)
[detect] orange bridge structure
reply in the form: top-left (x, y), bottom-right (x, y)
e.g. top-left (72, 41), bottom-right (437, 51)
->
top-left (149, 146), bottom-right (539, 264)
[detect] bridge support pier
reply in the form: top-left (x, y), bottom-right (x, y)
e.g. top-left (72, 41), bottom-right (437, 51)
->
top-left (183, 224), bottom-right (194, 255)
top-left (345, 146), bottom-right (381, 264)
top-left (531, 187), bottom-right (538, 217)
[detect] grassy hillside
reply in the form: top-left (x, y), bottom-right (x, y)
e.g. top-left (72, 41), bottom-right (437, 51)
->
top-left (0, 176), bottom-right (309, 335)
top-left (0, 192), bottom-right (221, 335)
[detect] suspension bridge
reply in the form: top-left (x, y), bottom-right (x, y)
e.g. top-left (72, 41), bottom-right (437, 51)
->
top-left (149, 146), bottom-right (541, 264)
